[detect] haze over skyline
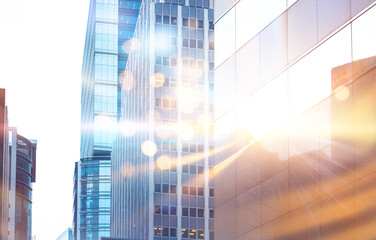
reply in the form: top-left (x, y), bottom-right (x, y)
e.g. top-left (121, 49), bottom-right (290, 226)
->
top-left (0, 0), bottom-right (89, 239)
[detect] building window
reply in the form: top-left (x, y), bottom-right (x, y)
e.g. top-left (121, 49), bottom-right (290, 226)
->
top-left (209, 188), bottom-right (214, 197)
top-left (156, 56), bottom-right (162, 65)
top-left (190, 186), bottom-right (196, 195)
top-left (155, 205), bottom-right (161, 214)
top-left (156, 15), bottom-right (162, 23)
top-left (190, 165), bottom-right (196, 174)
top-left (209, 41), bottom-right (214, 50)
top-left (163, 57), bottom-right (169, 66)
top-left (198, 166), bottom-right (204, 174)
top-left (155, 184), bottom-right (161, 192)
top-left (182, 186), bottom-right (189, 195)
top-left (182, 207), bottom-right (189, 216)
top-left (163, 16), bottom-right (170, 24)
top-left (183, 39), bottom-right (189, 47)
top-left (197, 40), bottom-right (203, 49)
top-left (190, 39), bottom-right (196, 48)
top-left (154, 227), bottom-right (161, 236)
top-left (189, 19), bottom-right (196, 28)
top-left (198, 208), bottom-right (204, 217)
top-left (170, 78), bottom-right (176, 87)
top-left (170, 228), bottom-right (177, 237)
top-left (162, 227), bottom-right (169, 236)
top-left (182, 229), bottom-right (188, 238)
top-left (197, 187), bottom-right (204, 196)
top-left (209, 62), bottom-right (214, 70)
top-left (198, 20), bottom-right (203, 28)
top-left (183, 18), bottom-right (189, 27)
top-left (162, 205), bottom-right (169, 215)
top-left (172, 37), bottom-right (177, 46)
top-left (170, 206), bottom-right (176, 215)
top-left (209, 209), bottom-right (214, 218)
top-left (190, 229), bottom-right (196, 238)
top-left (170, 184), bottom-right (177, 194)
top-left (171, 57), bottom-right (177, 66)
top-left (182, 165), bottom-right (189, 173)
top-left (210, 231), bottom-right (214, 240)
top-left (155, 98), bottom-right (161, 107)
top-left (209, 21), bottom-right (214, 30)
top-left (162, 184), bottom-right (169, 193)
top-left (190, 208), bottom-right (196, 217)
top-left (198, 230), bottom-right (204, 239)
top-left (171, 16), bottom-right (177, 25)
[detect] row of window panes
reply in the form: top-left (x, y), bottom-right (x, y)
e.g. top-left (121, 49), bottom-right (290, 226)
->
top-left (154, 227), bottom-right (177, 237)
top-left (182, 59), bottom-right (204, 69)
top-left (155, 183), bottom-right (176, 194)
top-left (182, 39), bottom-right (204, 49)
top-left (155, 98), bottom-right (177, 108)
top-left (156, 15), bottom-right (178, 25)
top-left (182, 229), bottom-right (205, 239)
top-left (182, 207), bottom-right (214, 218)
top-left (157, 141), bottom-right (178, 152)
top-left (182, 143), bottom-right (204, 153)
top-left (182, 166), bottom-right (215, 176)
top-left (154, 205), bottom-right (176, 215)
top-left (182, 18), bottom-right (204, 29)
top-left (162, 78), bottom-right (177, 88)
top-left (156, 56), bottom-right (177, 66)
top-left (182, 186), bottom-right (214, 197)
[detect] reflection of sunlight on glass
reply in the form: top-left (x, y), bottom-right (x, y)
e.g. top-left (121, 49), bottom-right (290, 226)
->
top-left (156, 155), bottom-right (171, 170)
top-left (118, 120), bottom-right (137, 137)
top-left (147, 109), bottom-right (161, 123)
top-left (121, 70), bottom-right (135, 91)
top-left (334, 85), bottom-right (350, 101)
top-left (237, 74), bottom-right (288, 141)
top-left (155, 123), bottom-right (171, 139)
top-left (179, 122), bottom-right (195, 140)
top-left (121, 38), bottom-right (140, 54)
top-left (120, 163), bottom-right (135, 178)
top-left (94, 115), bottom-right (117, 131)
top-left (179, 88), bottom-right (197, 113)
top-left (141, 140), bottom-right (157, 156)
top-left (198, 113), bottom-right (213, 133)
top-left (151, 73), bottom-right (165, 88)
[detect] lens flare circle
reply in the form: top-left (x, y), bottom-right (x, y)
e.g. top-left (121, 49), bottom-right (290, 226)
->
top-left (141, 140), bottom-right (157, 156)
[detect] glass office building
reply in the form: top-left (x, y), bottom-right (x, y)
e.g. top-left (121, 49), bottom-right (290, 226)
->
top-left (78, 0), bottom-right (141, 239)
top-left (213, 0), bottom-right (376, 239)
top-left (111, 0), bottom-right (215, 239)
top-left (0, 89), bottom-right (37, 240)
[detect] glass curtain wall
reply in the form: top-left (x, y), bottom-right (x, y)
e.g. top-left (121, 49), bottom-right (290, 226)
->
top-left (213, 0), bottom-right (376, 239)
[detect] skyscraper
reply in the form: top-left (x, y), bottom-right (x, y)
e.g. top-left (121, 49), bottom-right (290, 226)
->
top-left (111, 0), bottom-right (215, 239)
top-left (213, 0), bottom-right (376, 239)
top-left (0, 89), bottom-right (37, 240)
top-left (77, 0), bottom-right (141, 239)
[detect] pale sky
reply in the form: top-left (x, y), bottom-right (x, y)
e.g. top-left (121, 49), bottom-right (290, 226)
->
top-left (0, 0), bottom-right (90, 239)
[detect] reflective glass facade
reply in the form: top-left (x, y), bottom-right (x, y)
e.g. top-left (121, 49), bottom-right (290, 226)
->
top-left (214, 0), bottom-right (376, 239)
top-left (111, 0), bottom-right (215, 239)
top-left (78, 0), bottom-right (141, 239)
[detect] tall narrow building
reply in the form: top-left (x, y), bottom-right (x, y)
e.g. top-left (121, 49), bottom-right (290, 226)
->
top-left (77, 0), bottom-right (141, 239)
top-left (111, 0), bottom-right (215, 239)
top-left (0, 89), bottom-right (37, 240)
